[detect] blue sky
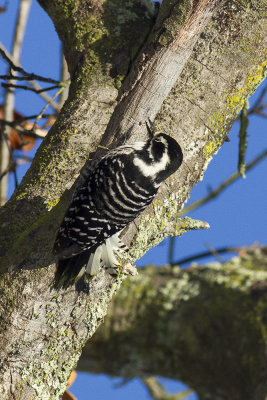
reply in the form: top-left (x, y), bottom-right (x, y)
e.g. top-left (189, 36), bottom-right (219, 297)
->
top-left (0, 2), bottom-right (266, 399)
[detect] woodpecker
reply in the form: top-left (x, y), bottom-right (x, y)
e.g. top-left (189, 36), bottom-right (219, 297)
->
top-left (54, 126), bottom-right (183, 287)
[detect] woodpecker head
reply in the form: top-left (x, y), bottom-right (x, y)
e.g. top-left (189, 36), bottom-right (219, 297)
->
top-left (149, 132), bottom-right (183, 182)
top-left (133, 131), bottom-right (183, 185)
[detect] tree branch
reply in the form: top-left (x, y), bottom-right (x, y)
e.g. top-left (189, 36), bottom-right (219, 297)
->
top-left (0, 46), bottom-right (61, 84)
top-left (0, 42), bottom-right (61, 111)
top-left (142, 376), bottom-right (193, 400)
top-left (1, 82), bottom-right (63, 93)
top-left (0, 0), bottom-right (32, 205)
top-left (238, 99), bottom-right (249, 178)
top-left (31, 86), bottom-right (67, 132)
top-left (58, 46), bottom-right (70, 109)
top-left (248, 84), bottom-right (267, 117)
top-left (80, 248), bottom-right (267, 400)
top-left (179, 149), bottom-right (267, 216)
top-left (172, 243), bottom-right (266, 266)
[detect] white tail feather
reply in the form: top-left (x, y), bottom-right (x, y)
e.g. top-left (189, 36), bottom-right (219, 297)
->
top-left (85, 231), bottom-right (125, 276)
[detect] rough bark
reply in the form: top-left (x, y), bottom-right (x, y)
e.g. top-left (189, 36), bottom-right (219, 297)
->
top-left (0, 0), bottom-right (266, 399)
top-left (80, 248), bottom-right (267, 400)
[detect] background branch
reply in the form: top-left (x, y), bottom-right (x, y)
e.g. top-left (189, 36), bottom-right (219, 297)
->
top-left (0, 42), bottom-right (61, 111)
top-left (142, 377), bottom-right (193, 400)
top-left (0, 119), bottom-right (47, 139)
top-left (0, 46), bottom-right (60, 84)
top-left (80, 248), bottom-right (267, 400)
top-left (0, 0), bottom-right (32, 205)
top-left (238, 100), bottom-right (249, 178)
top-left (179, 149), bottom-right (267, 217)
top-left (172, 243), bottom-right (266, 266)
top-left (1, 82), bottom-right (62, 93)
top-left (248, 85), bottom-right (267, 118)
top-left (58, 46), bottom-right (70, 109)
top-left (31, 86), bottom-right (66, 132)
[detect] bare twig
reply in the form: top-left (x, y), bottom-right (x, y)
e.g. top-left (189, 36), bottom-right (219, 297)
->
top-left (13, 168), bottom-right (19, 188)
top-left (32, 86), bottom-right (65, 132)
top-left (0, 46), bottom-right (70, 102)
top-left (0, 73), bottom-right (60, 84)
top-left (0, 156), bottom-right (32, 183)
top-left (172, 243), bottom-right (265, 266)
top-left (58, 46), bottom-right (70, 109)
top-left (179, 149), bottom-right (267, 216)
top-left (205, 242), bottom-right (224, 263)
top-left (235, 85), bottom-right (267, 120)
top-left (2, 82), bottom-right (65, 93)
top-left (0, 46), bottom-right (24, 73)
top-left (0, 0), bottom-right (32, 205)
top-left (0, 113), bottom-right (54, 122)
top-left (0, 47), bottom-right (60, 84)
top-left (248, 85), bottom-right (267, 117)
top-left (168, 237), bottom-right (176, 266)
top-left (0, 119), bottom-right (47, 139)
top-left (0, 119), bottom-right (28, 145)
top-left (252, 108), bottom-right (267, 118)
top-left (0, 42), bottom-right (61, 112)
top-left (142, 376), bottom-right (193, 400)
top-left (0, 165), bottom-right (11, 182)
top-left (238, 100), bottom-right (249, 178)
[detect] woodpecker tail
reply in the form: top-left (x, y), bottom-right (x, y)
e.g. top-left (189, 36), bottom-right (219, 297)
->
top-left (54, 233), bottom-right (128, 288)
top-left (54, 250), bottom-right (91, 289)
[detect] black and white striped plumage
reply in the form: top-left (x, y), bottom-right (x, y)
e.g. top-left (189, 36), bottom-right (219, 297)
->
top-left (54, 132), bottom-right (183, 287)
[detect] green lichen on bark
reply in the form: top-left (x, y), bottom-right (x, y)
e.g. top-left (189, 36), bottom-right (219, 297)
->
top-left (130, 210), bottom-right (209, 261)
top-left (152, 0), bottom-right (267, 203)
top-left (38, 0), bottom-right (154, 84)
top-left (154, 0), bottom-right (192, 46)
top-left (0, 265), bottom-right (125, 399)
top-left (205, 59), bottom-right (267, 159)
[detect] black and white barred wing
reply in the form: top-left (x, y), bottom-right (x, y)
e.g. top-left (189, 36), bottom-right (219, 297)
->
top-left (54, 149), bottom-right (157, 284)
top-left (53, 185), bottom-right (99, 259)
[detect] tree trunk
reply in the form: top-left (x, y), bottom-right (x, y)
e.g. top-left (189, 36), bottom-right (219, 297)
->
top-left (0, 0), bottom-right (266, 398)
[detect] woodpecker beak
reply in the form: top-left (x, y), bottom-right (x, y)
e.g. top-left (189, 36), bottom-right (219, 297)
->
top-left (145, 119), bottom-right (155, 139)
